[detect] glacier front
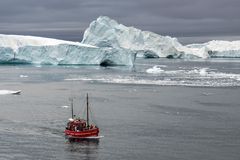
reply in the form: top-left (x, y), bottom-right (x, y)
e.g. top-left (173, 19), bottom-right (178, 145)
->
top-left (0, 34), bottom-right (136, 66)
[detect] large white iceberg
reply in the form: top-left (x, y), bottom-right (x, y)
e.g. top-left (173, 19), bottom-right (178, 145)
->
top-left (0, 34), bottom-right (136, 66)
top-left (82, 16), bottom-right (183, 58)
top-left (82, 16), bottom-right (240, 59)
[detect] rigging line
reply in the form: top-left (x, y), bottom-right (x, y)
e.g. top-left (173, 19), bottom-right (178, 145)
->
top-left (88, 105), bottom-right (98, 126)
top-left (84, 93), bottom-right (97, 124)
top-left (81, 96), bottom-right (87, 119)
top-left (79, 96), bottom-right (84, 117)
top-left (75, 93), bottom-right (98, 126)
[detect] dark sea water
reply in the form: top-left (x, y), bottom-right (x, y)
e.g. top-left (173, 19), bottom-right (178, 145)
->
top-left (0, 58), bottom-right (240, 160)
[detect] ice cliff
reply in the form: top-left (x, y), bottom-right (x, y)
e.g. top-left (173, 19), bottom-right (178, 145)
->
top-left (82, 16), bottom-right (240, 59)
top-left (0, 34), bottom-right (136, 66)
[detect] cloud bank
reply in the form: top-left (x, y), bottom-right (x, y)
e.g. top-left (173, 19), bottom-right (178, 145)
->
top-left (0, 0), bottom-right (239, 43)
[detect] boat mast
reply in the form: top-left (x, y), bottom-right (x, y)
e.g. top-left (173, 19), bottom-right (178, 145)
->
top-left (87, 93), bottom-right (89, 128)
top-left (70, 98), bottom-right (74, 119)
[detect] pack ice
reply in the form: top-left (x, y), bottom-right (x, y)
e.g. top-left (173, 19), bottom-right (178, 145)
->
top-left (0, 34), bottom-right (136, 66)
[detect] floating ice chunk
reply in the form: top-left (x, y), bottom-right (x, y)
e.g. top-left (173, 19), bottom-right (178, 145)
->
top-left (0, 90), bottom-right (21, 95)
top-left (146, 65), bottom-right (164, 74)
top-left (20, 75), bottom-right (28, 78)
top-left (187, 68), bottom-right (209, 76)
top-left (199, 68), bottom-right (208, 76)
top-left (60, 106), bottom-right (70, 109)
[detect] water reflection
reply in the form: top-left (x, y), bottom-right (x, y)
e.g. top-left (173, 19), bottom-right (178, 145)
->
top-left (68, 138), bottom-right (99, 145)
top-left (65, 139), bottom-right (99, 160)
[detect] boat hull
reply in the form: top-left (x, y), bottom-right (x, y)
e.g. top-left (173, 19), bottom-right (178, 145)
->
top-left (65, 128), bottom-right (99, 139)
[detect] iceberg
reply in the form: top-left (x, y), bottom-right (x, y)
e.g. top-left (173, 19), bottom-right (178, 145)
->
top-left (186, 40), bottom-right (240, 58)
top-left (82, 16), bottom-right (240, 59)
top-left (82, 16), bottom-right (183, 58)
top-left (0, 34), bottom-right (136, 66)
top-left (1, 16), bottom-right (240, 65)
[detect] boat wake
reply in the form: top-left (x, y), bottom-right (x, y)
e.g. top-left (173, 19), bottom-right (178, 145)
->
top-left (83, 135), bottom-right (104, 139)
top-left (68, 135), bottom-right (104, 139)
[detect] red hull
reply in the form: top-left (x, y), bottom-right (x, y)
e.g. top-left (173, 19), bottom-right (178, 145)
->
top-left (65, 128), bottom-right (99, 138)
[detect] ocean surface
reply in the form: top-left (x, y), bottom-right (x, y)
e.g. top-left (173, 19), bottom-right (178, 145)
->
top-left (0, 58), bottom-right (240, 160)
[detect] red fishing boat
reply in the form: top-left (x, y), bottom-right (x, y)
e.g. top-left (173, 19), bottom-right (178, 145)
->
top-left (65, 94), bottom-right (100, 139)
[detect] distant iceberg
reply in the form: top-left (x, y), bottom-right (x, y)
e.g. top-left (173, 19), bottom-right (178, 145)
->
top-left (186, 40), bottom-right (240, 58)
top-left (0, 34), bottom-right (136, 66)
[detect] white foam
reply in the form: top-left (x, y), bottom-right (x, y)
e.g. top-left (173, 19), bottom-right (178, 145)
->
top-left (85, 135), bottom-right (104, 139)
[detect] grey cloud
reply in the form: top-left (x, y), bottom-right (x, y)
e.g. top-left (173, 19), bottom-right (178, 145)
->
top-left (0, 0), bottom-right (239, 43)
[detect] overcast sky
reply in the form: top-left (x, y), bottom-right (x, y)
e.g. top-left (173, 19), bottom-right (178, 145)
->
top-left (0, 0), bottom-right (240, 44)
